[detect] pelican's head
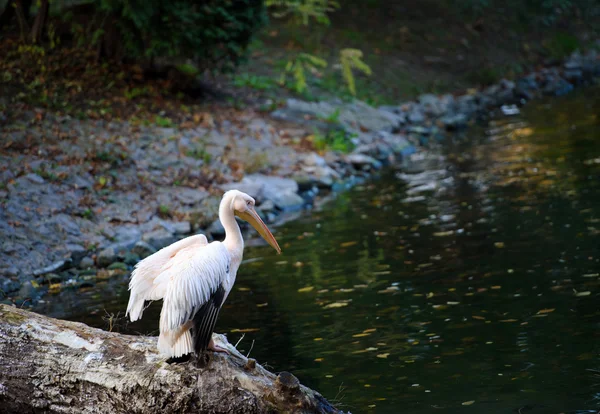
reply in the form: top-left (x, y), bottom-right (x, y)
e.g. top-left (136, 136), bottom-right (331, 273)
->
top-left (225, 190), bottom-right (281, 254)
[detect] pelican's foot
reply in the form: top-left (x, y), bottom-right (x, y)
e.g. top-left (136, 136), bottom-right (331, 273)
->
top-left (208, 338), bottom-right (230, 354)
top-left (166, 353), bottom-right (192, 364)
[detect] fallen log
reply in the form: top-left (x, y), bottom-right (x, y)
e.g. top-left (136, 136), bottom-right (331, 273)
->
top-left (0, 304), bottom-right (340, 413)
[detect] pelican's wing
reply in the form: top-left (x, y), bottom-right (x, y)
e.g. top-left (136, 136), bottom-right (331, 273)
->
top-left (126, 234), bottom-right (208, 321)
top-left (158, 241), bottom-right (231, 354)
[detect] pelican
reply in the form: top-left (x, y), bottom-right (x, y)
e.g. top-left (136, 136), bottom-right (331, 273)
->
top-left (126, 190), bottom-right (281, 358)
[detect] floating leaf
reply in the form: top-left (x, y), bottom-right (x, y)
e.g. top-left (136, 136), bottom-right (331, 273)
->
top-left (434, 231), bottom-right (454, 237)
top-left (378, 286), bottom-right (399, 294)
top-left (298, 286), bottom-right (314, 293)
top-left (536, 308), bottom-right (555, 314)
top-left (230, 328), bottom-right (260, 333)
top-left (462, 401), bottom-right (475, 406)
top-left (340, 241), bottom-right (358, 247)
top-left (324, 301), bottom-right (349, 309)
top-left (472, 315), bottom-right (486, 320)
top-left (499, 319), bottom-right (518, 323)
top-left (575, 291), bottom-right (591, 297)
top-left (494, 242), bottom-right (505, 248)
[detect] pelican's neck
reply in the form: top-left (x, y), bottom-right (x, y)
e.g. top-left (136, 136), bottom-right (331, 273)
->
top-left (220, 199), bottom-right (244, 264)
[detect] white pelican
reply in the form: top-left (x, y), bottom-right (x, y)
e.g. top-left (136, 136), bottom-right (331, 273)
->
top-left (126, 190), bottom-right (281, 358)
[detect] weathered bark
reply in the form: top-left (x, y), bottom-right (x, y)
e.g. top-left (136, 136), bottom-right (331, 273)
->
top-left (0, 304), bottom-right (340, 414)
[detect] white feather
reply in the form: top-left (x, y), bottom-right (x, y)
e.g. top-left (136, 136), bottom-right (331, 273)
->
top-left (158, 242), bottom-right (230, 333)
top-left (126, 234), bottom-right (208, 321)
top-left (128, 235), bottom-right (231, 357)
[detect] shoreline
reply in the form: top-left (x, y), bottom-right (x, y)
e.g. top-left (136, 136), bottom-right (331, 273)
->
top-left (1, 48), bottom-right (599, 306)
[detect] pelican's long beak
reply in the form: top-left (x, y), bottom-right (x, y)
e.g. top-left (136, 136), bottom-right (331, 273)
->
top-left (236, 208), bottom-right (282, 254)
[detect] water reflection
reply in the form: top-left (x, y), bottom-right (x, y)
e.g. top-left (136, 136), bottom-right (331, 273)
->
top-left (34, 86), bottom-right (600, 413)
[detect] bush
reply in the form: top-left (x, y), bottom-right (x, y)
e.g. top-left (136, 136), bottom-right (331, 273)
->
top-left (98, 0), bottom-right (266, 72)
top-left (1, 0), bottom-right (267, 73)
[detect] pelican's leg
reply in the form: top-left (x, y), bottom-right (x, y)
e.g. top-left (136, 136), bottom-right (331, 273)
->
top-left (208, 337), bottom-right (229, 354)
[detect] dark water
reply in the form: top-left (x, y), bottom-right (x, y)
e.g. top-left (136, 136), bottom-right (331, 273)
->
top-left (35, 87), bottom-right (600, 413)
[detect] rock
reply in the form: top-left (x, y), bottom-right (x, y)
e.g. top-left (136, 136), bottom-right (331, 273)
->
top-left (111, 226), bottom-right (142, 252)
top-left (0, 279), bottom-right (20, 295)
top-left (131, 241), bottom-right (157, 259)
top-left (142, 229), bottom-right (176, 250)
top-left (219, 181), bottom-right (264, 200)
top-left (407, 125), bottom-right (431, 135)
top-left (207, 219), bottom-right (225, 237)
top-left (160, 220), bottom-right (191, 234)
top-left (301, 152), bottom-right (327, 167)
top-left (274, 98), bottom-right (403, 135)
top-left (256, 199), bottom-right (275, 213)
top-left (563, 69), bottom-right (583, 83)
top-left (123, 252), bottom-right (141, 266)
top-left (24, 173), bottom-right (45, 184)
top-left (418, 94), bottom-right (446, 116)
top-left (79, 256), bottom-right (95, 269)
top-left (71, 174), bottom-right (94, 189)
top-left (107, 262), bottom-right (128, 271)
top-left (237, 174), bottom-right (301, 210)
top-left (439, 113), bottom-right (468, 130)
top-left (54, 214), bottom-right (81, 236)
top-left (543, 76), bottom-right (574, 96)
top-left (345, 153), bottom-right (383, 170)
top-left (44, 273), bottom-right (63, 284)
top-left (172, 221), bottom-right (191, 234)
top-left (407, 106), bottom-right (426, 123)
top-left (97, 247), bottom-right (117, 268)
top-left (500, 105), bottom-right (520, 116)
top-left (33, 260), bottom-right (67, 276)
top-left (65, 243), bottom-right (87, 265)
top-left (266, 191), bottom-right (305, 211)
top-left (455, 94), bottom-right (479, 115)
top-left (174, 187), bottom-right (209, 205)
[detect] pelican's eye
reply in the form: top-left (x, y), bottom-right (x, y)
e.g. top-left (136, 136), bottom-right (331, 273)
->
top-left (247, 200), bottom-right (252, 207)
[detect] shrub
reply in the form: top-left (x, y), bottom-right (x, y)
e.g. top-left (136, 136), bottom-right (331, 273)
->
top-left (98, 0), bottom-right (267, 72)
top-left (2, 0), bottom-right (267, 73)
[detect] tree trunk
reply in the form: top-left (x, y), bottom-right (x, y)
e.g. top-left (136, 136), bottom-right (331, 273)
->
top-left (0, 304), bottom-right (340, 414)
top-left (12, 0), bottom-right (31, 41)
top-left (30, 0), bottom-right (48, 43)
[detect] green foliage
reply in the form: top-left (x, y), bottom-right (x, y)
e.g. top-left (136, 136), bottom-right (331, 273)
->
top-left (6, 0), bottom-right (266, 73)
top-left (123, 86), bottom-right (150, 100)
top-left (544, 32), bottom-right (580, 59)
top-left (185, 145), bottom-right (212, 163)
top-left (313, 129), bottom-right (355, 153)
top-left (339, 48), bottom-right (372, 96)
top-left (158, 205), bottom-right (171, 218)
top-left (268, 2), bottom-right (372, 97)
top-left (154, 116), bottom-right (174, 128)
top-left (279, 52), bottom-right (327, 93)
top-left (468, 66), bottom-right (502, 86)
top-left (266, 0), bottom-right (339, 26)
top-left (97, 0), bottom-right (266, 72)
top-left (233, 73), bottom-right (277, 90)
top-left (318, 108), bottom-right (341, 123)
